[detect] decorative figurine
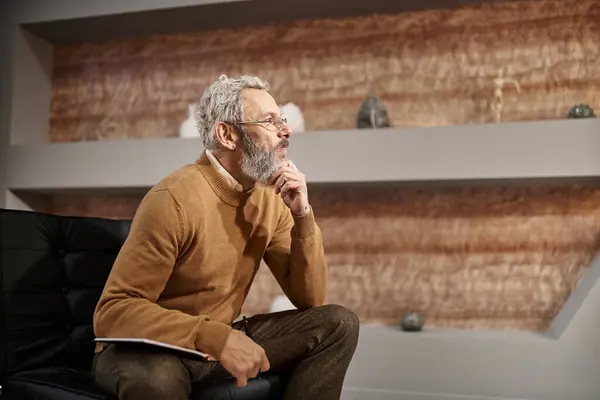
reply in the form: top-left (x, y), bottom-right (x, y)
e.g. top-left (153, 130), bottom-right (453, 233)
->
top-left (179, 103), bottom-right (199, 138)
top-left (356, 95), bottom-right (391, 129)
top-left (280, 102), bottom-right (305, 133)
top-left (491, 69), bottom-right (521, 124)
top-left (567, 104), bottom-right (596, 119)
top-left (401, 310), bottom-right (424, 332)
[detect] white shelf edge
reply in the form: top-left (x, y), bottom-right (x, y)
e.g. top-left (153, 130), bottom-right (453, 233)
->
top-left (6, 118), bottom-right (600, 192)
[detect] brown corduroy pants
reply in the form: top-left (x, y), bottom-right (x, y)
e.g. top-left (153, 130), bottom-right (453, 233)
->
top-left (92, 304), bottom-right (360, 400)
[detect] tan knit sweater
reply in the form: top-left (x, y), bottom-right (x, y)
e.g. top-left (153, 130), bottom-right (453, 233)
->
top-left (92, 152), bottom-right (327, 358)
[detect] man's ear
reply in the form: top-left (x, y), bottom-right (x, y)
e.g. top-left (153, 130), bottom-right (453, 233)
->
top-left (214, 122), bottom-right (239, 151)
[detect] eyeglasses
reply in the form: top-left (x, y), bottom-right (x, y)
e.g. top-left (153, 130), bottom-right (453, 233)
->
top-left (234, 116), bottom-right (289, 132)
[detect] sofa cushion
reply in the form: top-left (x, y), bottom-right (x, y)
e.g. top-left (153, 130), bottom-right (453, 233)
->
top-left (0, 209), bottom-right (131, 376)
top-left (2, 367), bottom-right (284, 400)
top-left (1, 368), bottom-right (109, 399)
top-left (0, 208), bottom-right (288, 400)
top-left (192, 373), bottom-right (284, 400)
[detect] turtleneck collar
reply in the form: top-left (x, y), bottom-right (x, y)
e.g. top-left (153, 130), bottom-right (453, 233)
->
top-left (195, 151), bottom-right (256, 207)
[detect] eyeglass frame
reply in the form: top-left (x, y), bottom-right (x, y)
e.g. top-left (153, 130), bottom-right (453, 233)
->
top-left (228, 116), bottom-right (289, 132)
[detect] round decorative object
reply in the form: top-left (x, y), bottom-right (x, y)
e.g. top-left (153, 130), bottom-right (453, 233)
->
top-left (567, 104), bottom-right (596, 119)
top-left (401, 310), bottom-right (424, 332)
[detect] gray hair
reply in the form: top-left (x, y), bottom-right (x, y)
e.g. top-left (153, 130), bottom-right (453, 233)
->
top-left (194, 74), bottom-right (270, 150)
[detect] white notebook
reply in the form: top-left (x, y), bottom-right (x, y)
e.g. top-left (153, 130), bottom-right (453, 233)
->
top-left (94, 337), bottom-right (215, 361)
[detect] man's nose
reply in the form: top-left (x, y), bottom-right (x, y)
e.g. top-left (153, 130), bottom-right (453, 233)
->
top-left (279, 124), bottom-right (292, 139)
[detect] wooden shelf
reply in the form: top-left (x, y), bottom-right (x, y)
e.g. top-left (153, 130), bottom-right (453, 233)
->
top-left (6, 118), bottom-right (600, 192)
top-left (21, 0), bottom-right (523, 43)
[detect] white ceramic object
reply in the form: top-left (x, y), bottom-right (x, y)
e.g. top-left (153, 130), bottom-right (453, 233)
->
top-left (269, 295), bottom-right (296, 313)
top-left (280, 102), bottom-right (305, 133)
top-left (179, 103), bottom-right (199, 138)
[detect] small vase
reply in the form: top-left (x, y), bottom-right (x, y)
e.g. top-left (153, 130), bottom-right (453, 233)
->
top-left (179, 103), bottom-right (199, 138)
top-left (280, 102), bottom-right (305, 133)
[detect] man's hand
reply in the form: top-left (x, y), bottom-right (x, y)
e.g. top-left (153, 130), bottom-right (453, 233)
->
top-left (270, 160), bottom-right (311, 216)
top-left (219, 330), bottom-right (270, 387)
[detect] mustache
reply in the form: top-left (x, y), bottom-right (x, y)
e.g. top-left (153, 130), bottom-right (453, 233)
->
top-left (276, 138), bottom-right (289, 150)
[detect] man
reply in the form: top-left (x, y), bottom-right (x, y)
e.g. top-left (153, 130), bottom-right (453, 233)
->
top-left (92, 74), bottom-right (360, 400)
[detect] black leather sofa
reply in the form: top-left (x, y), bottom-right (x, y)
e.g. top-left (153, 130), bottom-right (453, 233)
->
top-left (0, 208), bottom-right (286, 399)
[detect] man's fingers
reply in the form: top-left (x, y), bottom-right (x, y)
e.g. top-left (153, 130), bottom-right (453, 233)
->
top-left (273, 172), bottom-right (287, 192)
top-left (275, 171), bottom-right (298, 193)
top-left (247, 368), bottom-right (258, 379)
top-left (280, 164), bottom-right (304, 183)
top-left (268, 168), bottom-right (286, 186)
top-left (236, 374), bottom-right (248, 387)
top-left (282, 160), bottom-right (297, 170)
top-left (280, 181), bottom-right (300, 196)
top-left (271, 161), bottom-right (300, 184)
top-left (250, 354), bottom-right (262, 378)
top-left (260, 354), bottom-right (271, 372)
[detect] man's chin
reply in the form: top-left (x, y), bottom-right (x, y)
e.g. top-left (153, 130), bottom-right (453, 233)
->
top-left (240, 152), bottom-right (286, 187)
top-left (251, 169), bottom-right (278, 187)
top-left (277, 146), bottom-right (288, 158)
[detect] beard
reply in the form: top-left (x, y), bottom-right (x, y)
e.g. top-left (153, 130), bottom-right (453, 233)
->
top-left (239, 133), bottom-right (289, 185)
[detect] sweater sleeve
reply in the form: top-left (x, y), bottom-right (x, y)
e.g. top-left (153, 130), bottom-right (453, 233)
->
top-left (92, 189), bottom-right (232, 359)
top-left (263, 205), bottom-right (327, 309)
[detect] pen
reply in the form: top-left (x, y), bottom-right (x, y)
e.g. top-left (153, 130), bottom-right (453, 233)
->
top-left (242, 316), bottom-right (252, 339)
top-left (242, 316), bottom-right (262, 379)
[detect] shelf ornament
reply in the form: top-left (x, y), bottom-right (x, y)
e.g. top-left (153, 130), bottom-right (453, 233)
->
top-left (400, 309), bottom-right (424, 332)
top-left (280, 102), bottom-right (305, 133)
top-left (356, 95), bottom-right (391, 129)
top-left (491, 69), bottom-right (521, 124)
top-left (567, 104), bottom-right (596, 119)
top-left (179, 103), bottom-right (200, 138)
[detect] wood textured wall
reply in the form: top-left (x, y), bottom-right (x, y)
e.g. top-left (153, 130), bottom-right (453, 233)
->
top-left (43, 182), bottom-right (600, 331)
top-left (44, 0), bottom-right (600, 331)
top-left (50, 0), bottom-right (600, 141)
